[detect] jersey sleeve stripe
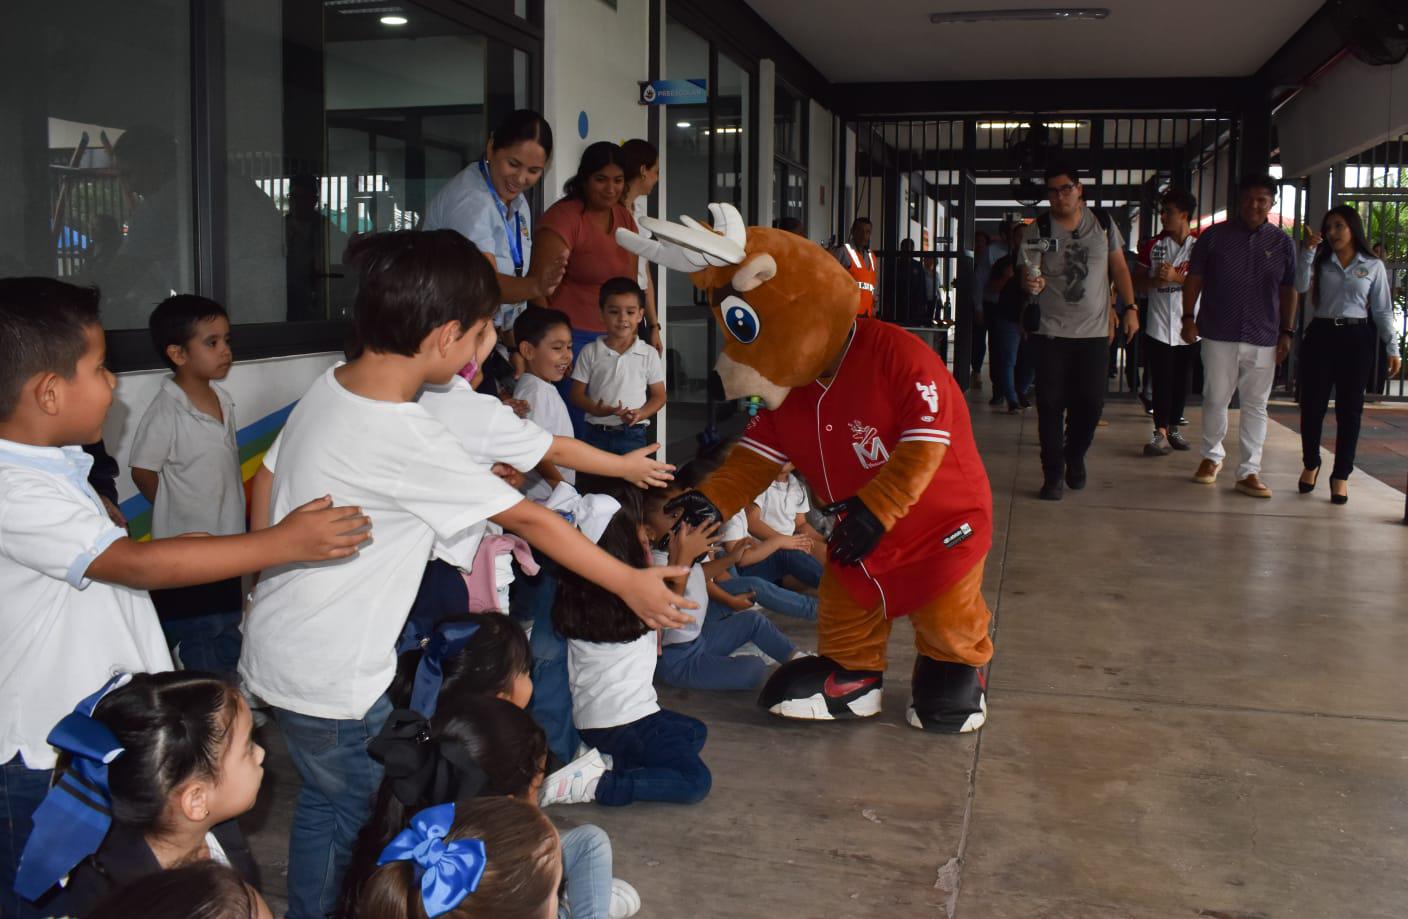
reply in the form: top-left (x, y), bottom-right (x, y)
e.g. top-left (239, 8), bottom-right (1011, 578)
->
top-left (900, 428), bottom-right (951, 437)
top-left (899, 435), bottom-right (951, 445)
top-left (738, 437), bottom-right (789, 464)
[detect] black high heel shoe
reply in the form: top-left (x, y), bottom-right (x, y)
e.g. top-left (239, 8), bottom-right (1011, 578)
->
top-left (1299, 466), bottom-right (1320, 494)
top-left (1329, 478), bottom-right (1348, 505)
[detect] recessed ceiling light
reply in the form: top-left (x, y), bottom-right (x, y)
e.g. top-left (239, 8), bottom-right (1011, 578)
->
top-left (931, 8), bottom-right (1109, 24)
top-left (380, 14), bottom-right (408, 25)
top-left (676, 121), bottom-right (690, 128)
top-left (978, 120), bottom-right (1084, 129)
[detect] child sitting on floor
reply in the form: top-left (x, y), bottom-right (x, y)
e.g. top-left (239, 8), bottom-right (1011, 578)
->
top-left (545, 489), bottom-right (711, 808)
top-left (742, 462), bottom-right (827, 585)
top-left (643, 488), bottom-right (802, 691)
top-left (357, 797), bottom-right (561, 919)
top-left (129, 295), bottom-right (245, 678)
top-left (21, 671), bottom-right (265, 917)
top-left (88, 861), bottom-right (274, 919)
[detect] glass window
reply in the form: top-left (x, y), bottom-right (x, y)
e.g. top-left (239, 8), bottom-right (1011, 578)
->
top-left (223, 2), bottom-right (496, 323)
top-left (0, 1), bottom-right (194, 331)
top-left (773, 82), bottom-right (803, 165)
top-left (714, 55), bottom-right (750, 218)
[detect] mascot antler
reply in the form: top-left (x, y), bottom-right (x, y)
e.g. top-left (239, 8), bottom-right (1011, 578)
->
top-left (616, 202), bottom-right (747, 273)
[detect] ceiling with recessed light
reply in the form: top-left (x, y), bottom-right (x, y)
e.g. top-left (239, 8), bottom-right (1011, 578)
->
top-left (742, 0), bottom-right (1325, 82)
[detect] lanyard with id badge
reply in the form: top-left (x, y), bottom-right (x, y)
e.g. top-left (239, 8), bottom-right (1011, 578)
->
top-left (478, 159), bottom-right (525, 277)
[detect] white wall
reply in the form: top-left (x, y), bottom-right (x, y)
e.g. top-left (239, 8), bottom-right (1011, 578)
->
top-left (542, 0), bottom-right (650, 203)
top-left (1279, 54), bottom-right (1408, 178)
top-left (807, 100), bottom-right (835, 244)
top-left (104, 353), bottom-right (340, 504)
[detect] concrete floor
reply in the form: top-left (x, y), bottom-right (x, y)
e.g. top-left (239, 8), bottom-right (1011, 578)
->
top-left (243, 397), bottom-right (1408, 919)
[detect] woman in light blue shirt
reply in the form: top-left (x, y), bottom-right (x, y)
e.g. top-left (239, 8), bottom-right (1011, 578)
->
top-left (423, 110), bottom-right (565, 339)
top-left (1294, 205), bottom-right (1402, 504)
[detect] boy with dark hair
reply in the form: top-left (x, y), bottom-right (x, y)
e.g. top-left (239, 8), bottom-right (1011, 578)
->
top-left (514, 306), bottom-right (579, 499)
top-left (1136, 189), bottom-right (1200, 456)
top-left (130, 295), bottom-right (244, 675)
top-left (239, 232), bottom-right (693, 918)
top-left (0, 277), bottom-right (370, 918)
top-left (570, 277), bottom-right (666, 456)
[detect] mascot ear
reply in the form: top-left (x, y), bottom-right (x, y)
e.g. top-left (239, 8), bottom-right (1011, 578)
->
top-left (732, 254), bottom-right (777, 293)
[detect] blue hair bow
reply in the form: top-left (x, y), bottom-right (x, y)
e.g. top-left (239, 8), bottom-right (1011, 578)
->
top-left (409, 620), bottom-right (481, 720)
top-left (14, 673), bottom-right (132, 902)
top-left (377, 802), bottom-right (486, 918)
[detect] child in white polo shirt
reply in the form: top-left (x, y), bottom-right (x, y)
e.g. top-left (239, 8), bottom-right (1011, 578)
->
top-left (0, 278), bottom-right (370, 919)
top-left (129, 295), bottom-right (244, 677)
top-left (238, 230), bottom-right (695, 918)
top-left (569, 278), bottom-right (666, 457)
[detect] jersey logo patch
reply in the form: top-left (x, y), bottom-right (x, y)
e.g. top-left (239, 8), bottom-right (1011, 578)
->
top-left (943, 522), bottom-right (974, 549)
top-left (916, 381), bottom-right (939, 414)
top-left (848, 420), bottom-right (890, 470)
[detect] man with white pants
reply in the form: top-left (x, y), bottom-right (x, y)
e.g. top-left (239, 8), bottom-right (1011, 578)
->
top-left (1180, 175), bottom-right (1298, 497)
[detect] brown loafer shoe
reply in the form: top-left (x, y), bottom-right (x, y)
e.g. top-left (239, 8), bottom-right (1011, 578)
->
top-left (1192, 459), bottom-right (1222, 484)
top-left (1235, 474), bottom-right (1272, 498)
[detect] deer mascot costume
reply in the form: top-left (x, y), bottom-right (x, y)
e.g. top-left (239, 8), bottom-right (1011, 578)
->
top-left (618, 204), bottom-right (994, 733)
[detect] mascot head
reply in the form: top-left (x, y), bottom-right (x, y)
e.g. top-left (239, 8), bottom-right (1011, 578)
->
top-left (617, 203), bottom-right (859, 410)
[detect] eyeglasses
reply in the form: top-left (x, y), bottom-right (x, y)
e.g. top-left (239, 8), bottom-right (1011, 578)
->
top-left (1046, 183), bottom-right (1077, 197)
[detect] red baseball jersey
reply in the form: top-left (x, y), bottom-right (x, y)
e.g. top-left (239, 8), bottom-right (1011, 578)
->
top-left (737, 319), bottom-right (992, 618)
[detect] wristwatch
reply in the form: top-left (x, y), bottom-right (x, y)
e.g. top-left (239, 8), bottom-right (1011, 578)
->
top-left (1279, 329), bottom-right (1295, 337)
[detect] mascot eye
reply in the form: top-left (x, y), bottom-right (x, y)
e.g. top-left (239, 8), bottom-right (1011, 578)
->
top-left (721, 296), bottom-right (761, 344)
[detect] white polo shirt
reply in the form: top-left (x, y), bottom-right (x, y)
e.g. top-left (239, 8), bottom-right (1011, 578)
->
top-left (239, 368), bottom-right (523, 720)
top-left (0, 440), bottom-right (172, 769)
top-left (129, 378), bottom-right (246, 539)
top-left (570, 337), bottom-right (665, 428)
top-left (754, 475), bottom-right (809, 536)
top-left (417, 376), bottom-right (552, 570)
top-left (567, 631), bottom-right (660, 731)
top-left (513, 372), bottom-right (574, 501)
top-left (651, 548), bottom-right (707, 646)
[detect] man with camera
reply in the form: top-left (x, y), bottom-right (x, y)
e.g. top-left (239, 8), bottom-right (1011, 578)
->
top-left (1020, 163), bottom-right (1139, 501)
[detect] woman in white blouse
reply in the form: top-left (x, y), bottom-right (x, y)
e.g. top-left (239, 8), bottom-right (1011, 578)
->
top-left (1295, 206), bottom-right (1402, 504)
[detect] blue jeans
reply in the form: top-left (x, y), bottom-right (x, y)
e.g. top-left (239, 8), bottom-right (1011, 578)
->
top-left (557, 328), bottom-right (603, 438)
top-left (657, 610), bottom-right (796, 690)
top-left (578, 710), bottom-right (710, 806)
top-left (717, 571), bottom-right (817, 621)
top-left (162, 610), bottom-right (243, 681)
top-left (558, 824), bottom-right (613, 919)
top-left (517, 562), bottom-right (580, 765)
top-left (0, 758), bottom-right (52, 919)
top-left (993, 319), bottom-right (1035, 408)
top-left (582, 424), bottom-right (649, 456)
top-left (274, 694), bottom-right (393, 919)
top-left (738, 548), bottom-right (822, 590)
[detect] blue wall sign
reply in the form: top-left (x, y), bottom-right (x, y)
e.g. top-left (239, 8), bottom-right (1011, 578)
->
top-left (638, 79), bottom-right (707, 106)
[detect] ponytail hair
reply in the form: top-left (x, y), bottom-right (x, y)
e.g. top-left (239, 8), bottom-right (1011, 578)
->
top-left (563, 141), bottom-right (627, 202)
top-left (79, 672), bottom-right (240, 838)
top-left (552, 486), bottom-right (651, 643)
top-left (337, 699), bottom-right (548, 918)
top-left (620, 138), bottom-right (658, 191)
top-left (387, 612), bottom-right (531, 711)
top-left (356, 797), bottom-right (560, 919)
top-left (489, 110), bottom-right (554, 161)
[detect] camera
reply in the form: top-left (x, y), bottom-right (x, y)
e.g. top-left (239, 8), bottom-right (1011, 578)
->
top-left (1023, 237), bottom-right (1060, 254)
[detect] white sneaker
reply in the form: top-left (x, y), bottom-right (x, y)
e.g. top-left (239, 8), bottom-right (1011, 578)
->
top-left (573, 743), bottom-right (613, 771)
top-left (609, 879), bottom-right (642, 918)
top-left (730, 641), bottom-right (776, 665)
top-left (540, 748), bottom-right (608, 806)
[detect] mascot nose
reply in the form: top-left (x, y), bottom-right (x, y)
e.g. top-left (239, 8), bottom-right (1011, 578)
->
top-left (708, 371), bottom-right (726, 401)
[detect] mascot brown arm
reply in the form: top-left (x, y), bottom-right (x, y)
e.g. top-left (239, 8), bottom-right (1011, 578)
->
top-left (695, 448), bottom-right (784, 524)
top-left (855, 440), bottom-right (947, 531)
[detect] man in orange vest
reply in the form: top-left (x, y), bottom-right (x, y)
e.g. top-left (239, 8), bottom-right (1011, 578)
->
top-left (833, 217), bottom-right (878, 317)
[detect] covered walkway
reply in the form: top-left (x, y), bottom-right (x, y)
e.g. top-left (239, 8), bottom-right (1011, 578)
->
top-left (246, 399), bottom-right (1408, 918)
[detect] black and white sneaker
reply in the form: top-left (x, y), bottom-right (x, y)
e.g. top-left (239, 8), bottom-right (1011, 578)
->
top-left (758, 655), bottom-right (883, 720)
top-left (1167, 429), bottom-right (1191, 451)
top-left (1143, 431), bottom-right (1170, 456)
top-left (907, 658), bottom-right (987, 734)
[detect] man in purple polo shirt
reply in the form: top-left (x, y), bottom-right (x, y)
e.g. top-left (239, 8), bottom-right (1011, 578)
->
top-left (1181, 174), bottom-right (1298, 498)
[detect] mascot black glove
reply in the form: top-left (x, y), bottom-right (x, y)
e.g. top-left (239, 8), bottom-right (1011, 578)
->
top-left (664, 490), bottom-right (723, 528)
top-left (818, 496), bottom-right (885, 566)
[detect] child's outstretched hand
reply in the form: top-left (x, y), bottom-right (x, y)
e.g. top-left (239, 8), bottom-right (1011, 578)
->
top-left (622, 566), bottom-right (698, 631)
top-left (274, 495), bottom-right (371, 560)
top-left (619, 444), bottom-right (675, 489)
